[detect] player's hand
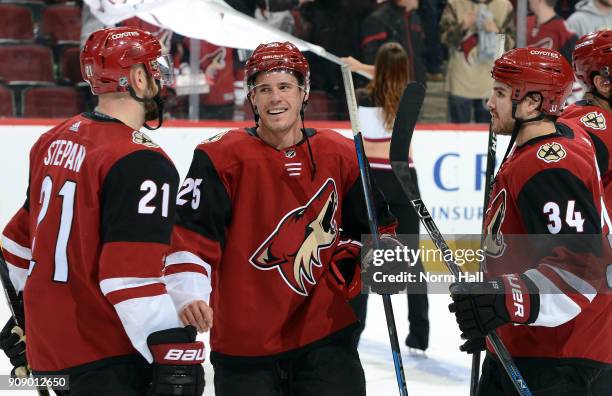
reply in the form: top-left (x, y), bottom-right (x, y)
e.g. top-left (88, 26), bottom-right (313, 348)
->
top-left (147, 326), bottom-right (205, 396)
top-left (180, 301), bottom-right (213, 333)
top-left (459, 337), bottom-right (486, 354)
top-left (0, 317), bottom-right (28, 378)
top-left (448, 274), bottom-right (538, 340)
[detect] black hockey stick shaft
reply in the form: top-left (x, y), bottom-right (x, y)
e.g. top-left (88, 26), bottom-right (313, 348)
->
top-left (0, 250), bottom-right (50, 396)
top-left (390, 84), bottom-right (533, 396)
top-left (341, 64), bottom-right (409, 396)
top-left (471, 33), bottom-right (506, 396)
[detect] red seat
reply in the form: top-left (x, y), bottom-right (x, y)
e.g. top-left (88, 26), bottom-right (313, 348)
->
top-left (0, 84), bottom-right (15, 117)
top-left (0, 45), bottom-right (54, 84)
top-left (42, 5), bottom-right (81, 43)
top-left (0, 5), bottom-right (34, 42)
top-left (22, 86), bottom-right (84, 118)
top-left (59, 45), bottom-right (83, 84)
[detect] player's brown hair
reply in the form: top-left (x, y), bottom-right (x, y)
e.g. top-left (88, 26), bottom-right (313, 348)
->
top-left (367, 42), bottom-right (411, 131)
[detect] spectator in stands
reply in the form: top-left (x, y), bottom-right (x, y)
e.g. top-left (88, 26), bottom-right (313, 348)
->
top-left (183, 40), bottom-right (236, 120)
top-left (299, 0), bottom-right (376, 108)
top-left (566, 0), bottom-right (612, 38)
top-left (440, 0), bottom-right (514, 123)
top-left (351, 42), bottom-right (430, 352)
top-left (418, 0), bottom-right (446, 81)
top-left (361, 0), bottom-right (428, 86)
top-left (255, 0), bottom-right (314, 34)
top-left (527, 0), bottom-right (578, 62)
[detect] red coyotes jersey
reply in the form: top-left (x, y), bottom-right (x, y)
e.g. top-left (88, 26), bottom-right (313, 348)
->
top-left (164, 128), bottom-right (395, 361)
top-left (482, 121), bottom-right (612, 364)
top-left (562, 101), bottom-right (612, 210)
top-left (526, 15), bottom-right (577, 62)
top-left (1, 113), bottom-right (181, 372)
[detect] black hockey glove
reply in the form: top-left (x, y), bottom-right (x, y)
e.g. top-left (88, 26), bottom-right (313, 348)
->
top-left (362, 234), bottom-right (408, 294)
top-left (147, 325), bottom-right (205, 396)
top-left (459, 337), bottom-right (486, 354)
top-left (0, 317), bottom-right (27, 378)
top-left (448, 274), bottom-right (539, 340)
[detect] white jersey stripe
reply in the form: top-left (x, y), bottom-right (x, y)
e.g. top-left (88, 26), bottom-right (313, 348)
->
top-left (99, 277), bottom-right (164, 296)
top-left (525, 268), bottom-right (581, 327)
top-left (1, 234), bottom-right (32, 260)
top-left (165, 251), bottom-right (211, 276)
top-left (542, 263), bottom-right (596, 302)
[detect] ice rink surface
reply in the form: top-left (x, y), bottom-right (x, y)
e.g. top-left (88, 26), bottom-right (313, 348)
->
top-left (0, 293), bottom-right (476, 395)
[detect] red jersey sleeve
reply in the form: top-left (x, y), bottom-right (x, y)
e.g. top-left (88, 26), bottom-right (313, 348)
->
top-left (164, 147), bottom-right (231, 310)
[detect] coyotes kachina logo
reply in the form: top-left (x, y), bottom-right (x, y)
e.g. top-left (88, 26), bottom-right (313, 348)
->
top-left (580, 111), bottom-right (607, 131)
top-left (249, 178), bottom-right (338, 296)
top-left (537, 142), bottom-right (566, 163)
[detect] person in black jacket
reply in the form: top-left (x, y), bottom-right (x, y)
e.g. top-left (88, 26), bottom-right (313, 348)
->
top-left (361, 0), bottom-right (428, 86)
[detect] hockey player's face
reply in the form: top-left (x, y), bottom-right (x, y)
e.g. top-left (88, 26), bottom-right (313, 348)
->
top-left (487, 81), bottom-right (515, 135)
top-left (251, 71), bottom-right (307, 135)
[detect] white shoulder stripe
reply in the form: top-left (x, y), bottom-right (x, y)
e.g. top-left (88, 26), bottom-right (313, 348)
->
top-left (165, 251), bottom-right (211, 276)
top-left (525, 269), bottom-right (581, 327)
top-left (99, 277), bottom-right (164, 296)
top-left (541, 263), bottom-right (596, 302)
top-left (1, 235), bottom-right (32, 260)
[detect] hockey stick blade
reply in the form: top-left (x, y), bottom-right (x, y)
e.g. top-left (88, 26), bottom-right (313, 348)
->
top-left (390, 83), bottom-right (426, 166)
top-left (389, 84), bottom-right (533, 396)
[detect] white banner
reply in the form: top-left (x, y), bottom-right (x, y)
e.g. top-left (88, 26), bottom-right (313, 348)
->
top-left (83, 0), bottom-right (321, 52)
top-left (0, 124), bottom-right (508, 235)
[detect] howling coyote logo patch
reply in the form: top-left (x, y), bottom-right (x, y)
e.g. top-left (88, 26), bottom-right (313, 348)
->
top-left (483, 189), bottom-right (507, 260)
top-left (250, 178), bottom-right (338, 296)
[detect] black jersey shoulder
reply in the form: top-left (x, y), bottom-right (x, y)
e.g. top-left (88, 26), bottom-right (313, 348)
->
top-left (101, 150), bottom-right (179, 244)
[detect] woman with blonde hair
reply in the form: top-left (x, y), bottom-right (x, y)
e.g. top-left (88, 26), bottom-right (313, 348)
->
top-left (351, 41), bottom-right (430, 351)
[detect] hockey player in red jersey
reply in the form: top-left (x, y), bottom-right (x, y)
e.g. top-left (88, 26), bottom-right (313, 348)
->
top-left (0, 27), bottom-right (204, 395)
top-left (163, 41), bottom-right (396, 395)
top-left (561, 29), bottom-right (612, 206)
top-left (448, 47), bottom-right (612, 394)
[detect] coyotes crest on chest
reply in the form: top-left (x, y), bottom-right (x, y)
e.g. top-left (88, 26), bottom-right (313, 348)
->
top-left (249, 178), bottom-right (339, 296)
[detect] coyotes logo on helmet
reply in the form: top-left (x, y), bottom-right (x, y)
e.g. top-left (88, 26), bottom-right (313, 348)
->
top-left (537, 142), bottom-right (566, 163)
top-left (250, 178), bottom-right (338, 296)
top-left (580, 112), bottom-right (607, 131)
top-left (483, 189), bottom-right (507, 260)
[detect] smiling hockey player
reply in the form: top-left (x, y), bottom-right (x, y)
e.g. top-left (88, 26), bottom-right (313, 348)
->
top-left (449, 47), bottom-right (612, 395)
top-left (162, 41), bottom-right (397, 396)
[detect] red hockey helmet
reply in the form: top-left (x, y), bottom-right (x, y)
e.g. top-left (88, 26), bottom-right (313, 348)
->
top-left (80, 27), bottom-right (173, 95)
top-left (491, 47), bottom-right (574, 116)
top-left (573, 29), bottom-right (612, 90)
top-left (244, 42), bottom-right (310, 93)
